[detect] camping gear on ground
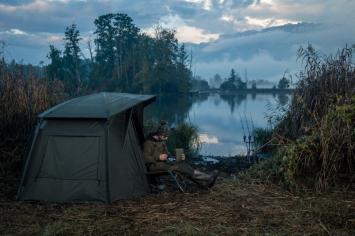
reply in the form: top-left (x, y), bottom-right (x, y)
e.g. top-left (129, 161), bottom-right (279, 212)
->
top-left (17, 92), bottom-right (156, 203)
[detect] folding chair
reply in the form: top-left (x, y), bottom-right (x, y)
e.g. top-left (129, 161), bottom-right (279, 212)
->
top-left (146, 170), bottom-right (187, 192)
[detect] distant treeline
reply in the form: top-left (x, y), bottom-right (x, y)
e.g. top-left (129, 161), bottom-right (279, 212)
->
top-left (45, 13), bottom-right (192, 96)
top-left (192, 69), bottom-right (291, 92)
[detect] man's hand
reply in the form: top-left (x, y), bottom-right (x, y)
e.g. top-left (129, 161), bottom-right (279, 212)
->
top-left (159, 153), bottom-right (168, 161)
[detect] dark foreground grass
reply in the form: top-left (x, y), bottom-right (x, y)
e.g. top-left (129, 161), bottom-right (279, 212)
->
top-left (1, 180), bottom-right (354, 235)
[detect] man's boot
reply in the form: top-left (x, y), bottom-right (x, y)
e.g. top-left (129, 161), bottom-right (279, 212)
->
top-left (207, 170), bottom-right (219, 188)
top-left (192, 170), bottom-right (219, 188)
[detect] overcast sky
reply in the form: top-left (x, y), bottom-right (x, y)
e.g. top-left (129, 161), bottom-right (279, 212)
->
top-left (0, 0), bottom-right (354, 81)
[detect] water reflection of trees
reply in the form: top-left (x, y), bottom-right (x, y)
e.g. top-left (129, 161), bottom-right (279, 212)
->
top-left (251, 92), bottom-right (256, 100)
top-left (220, 93), bottom-right (247, 113)
top-left (144, 93), bottom-right (209, 125)
top-left (276, 93), bottom-right (290, 106)
top-left (211, 94), bottom-right (221, 106)
top-left (145, 92), bottom-right (290, 124)
top-left (194, 93), bottom-right (209, 105)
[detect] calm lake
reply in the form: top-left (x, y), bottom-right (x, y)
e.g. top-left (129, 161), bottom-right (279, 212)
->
top-left (145, 92), bottom-right (292, 156)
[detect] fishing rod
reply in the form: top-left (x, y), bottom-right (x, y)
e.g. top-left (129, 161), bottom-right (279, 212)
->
top-left (243, 113), bottom-right (253, 158)
top-left (249, 113), bottom-right (259, 162)
top-left (244, 113), bottom-right (252, 144)
top-left (238, 113), bottom-right (248, 150)
top-left (244, 113), bottom-right (251, 137)
top-left (249, 113), bottom-right (256, 150)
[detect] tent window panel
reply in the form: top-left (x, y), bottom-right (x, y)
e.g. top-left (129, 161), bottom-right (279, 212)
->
top-left (38, 136), bottom-right (100, 180)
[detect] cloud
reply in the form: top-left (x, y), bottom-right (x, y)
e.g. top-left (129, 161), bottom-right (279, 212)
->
top-left (184, 0), bottom-right (213, 10)
top-left (176, 26), bottom-right (219, 43)
top-left (189, 14), bottom-right (355, 80)
top-left (0, 0), bottom-right (33, 6)
top-left (0, 0), bottom-right (354, 81)
top-left (199, 133), bottom-right (219, 144)
top-left (144, 13), bottom-right (219, 43)
top-left (0, 27), bottom-right (63, 63)
top-left (0, 28), bottom-right (60, 48)
top-left (194, 51), bottom-right (301, 81)
top-left (5, 28), bottom-right (28, 35)
top-left (0, 0), bottom-right (170, 61)
top-left (192, 23), bottom-right (319, 61)
top-left (0, 0), bottom-right (167, 33)
top-left (220, 14), bottom-right (302, 31)
top-left (244, 16), bottom-right (301, 29)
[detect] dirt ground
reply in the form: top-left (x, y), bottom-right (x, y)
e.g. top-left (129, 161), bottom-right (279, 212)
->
top-left (1, 179), bottom-right (354, 236)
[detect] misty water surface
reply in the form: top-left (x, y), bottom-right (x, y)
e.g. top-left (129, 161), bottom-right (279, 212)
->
top-left (145, 92), bottom-right (291, 156)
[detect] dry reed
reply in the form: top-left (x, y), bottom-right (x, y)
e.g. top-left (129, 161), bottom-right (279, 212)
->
top-left (0, 59), bottom-right (52, 140)
top-left (268, 45), bottom-right (355, 191)
top-left (0, 59), bottom-right (66, 198)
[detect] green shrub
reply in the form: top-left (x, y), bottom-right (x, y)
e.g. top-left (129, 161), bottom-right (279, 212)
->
top-left (285, 99), bottom-right (354, 190)
top-left (167, 123), bottom-right (200, 158)
top-left (239, 152), bottom-right (285, 185)
top-left (144, 120), bottom-right (201, 158)
top-left (253, 128), bottom-right (274, 153)
top-left (245, 99), bottom-right (355, 191)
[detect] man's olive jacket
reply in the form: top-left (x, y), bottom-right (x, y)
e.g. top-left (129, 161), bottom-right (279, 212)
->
top-left (143, 136), bottom-right (169, 164)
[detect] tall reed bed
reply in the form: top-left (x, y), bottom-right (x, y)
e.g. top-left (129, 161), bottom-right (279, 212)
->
top-left (277, 45), bottom-right (354, 139)
top-left (278, 45), bottom-right (355, 190)
top-left (0, 59), bottom-right (66, 141)
top-left (0, 59), bottom-right (65, 198)
top-left (246, 45), bottom-right (355, 191)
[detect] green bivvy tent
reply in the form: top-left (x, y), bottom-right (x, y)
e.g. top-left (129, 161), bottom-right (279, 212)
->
top-left (17, 92), bottom-right (156, 203)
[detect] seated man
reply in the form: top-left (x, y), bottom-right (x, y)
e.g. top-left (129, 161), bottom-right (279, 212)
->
top-left (143, 121), bottom-right (218, 188)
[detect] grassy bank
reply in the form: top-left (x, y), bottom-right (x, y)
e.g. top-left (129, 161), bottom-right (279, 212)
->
top-left (1, 180), bottom-right (354, 235)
